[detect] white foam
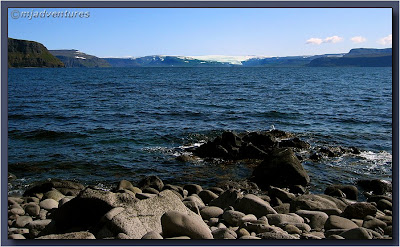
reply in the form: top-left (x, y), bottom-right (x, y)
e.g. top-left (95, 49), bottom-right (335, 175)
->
top-left (359, 151), bottom-right (392, 166)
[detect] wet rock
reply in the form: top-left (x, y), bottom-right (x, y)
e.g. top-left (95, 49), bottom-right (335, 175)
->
top-left (183, 184), bottom-right (203, 195)
top-left (222, 210), bottom-right (246, 227)
top-left (339, 227), bottom-right (372, 240)
top-left (209, 189), bottom-right (242, 209)
top-left (324, 215), bottom-right (358, 231)
top-left (239, 143), bottom-right (268, 159)
top-left (290, 194), bottom-right (347, 212)
top-left (141, 231), bottom-right (163, 239)
top-left (295, 210), bottom-right (328, 231)
top-left (357, 179), bottom-right (392, 195)
top-left (198, 190), bottom-right (218, 204)
top-left (200, 206), bottom-right (223, 220)
top-left (376, 199), bottom-right (392, 211)
top-left (328, 234), bottom-right (345, 239)
top-left (235, 194), bottom-right (277, 218)
top-left (15, 216), bottom-right (33, 228)
top-left (24, 179), bottom-right (85, 197)
top-left (212, 228), bottom-right (237, 239)
top-left (251, 148), bottom-right (310, 188)
top-left (279, 137), bottom-right (310, 150)
top-left (37, 231), bottom-right (96, 239)
top-left (367, 195), bottom-right (392, 203)
top-left (342, 202), bottom-right (377, 219)
top-left (137, 175), bottom-right (164, 191)
top-left (239, 214), bottom-right (258, 225)
top-left (161, 210), bottom-right (213, 239)
top-left (325, 185), bottom-right (358, 200)
top-left (39, 199), bottom-right (58, 210)
top-left (268, 187), bottom-right (296, 203)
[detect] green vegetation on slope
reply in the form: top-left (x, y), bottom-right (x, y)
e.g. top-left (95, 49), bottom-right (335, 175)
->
top-left (8, 38), bottom-right (64, 68)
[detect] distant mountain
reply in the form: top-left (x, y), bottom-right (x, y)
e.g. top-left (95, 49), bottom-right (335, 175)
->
top-left (241, 54), bottom-right (344, 67)
top-left (8, 38), bottom-right (64, 68)
top-left (104, 55), bottom-right (232, 67)
top-left (49, 50), bottom-right (111, 68)
top-left (308, 48), bottom-right (392, 67)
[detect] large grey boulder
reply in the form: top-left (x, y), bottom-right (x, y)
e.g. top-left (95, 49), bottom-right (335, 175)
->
top-left (290, 194), bottom-right (348, 212)
top-left (235, 194), bottom-right (277, 218)
top-left (137, 175), bottom-right (164, 191)
top-left (339, 227), bottom-right (372, 240)
top-left (222, 210), bottom-right (246, 227)
top-left (161, 211), bottom-right (213, 239)
top-left (109, 190), bottom-right (201, 239)
top-left (296, 210), bottom-right (328, 231)
top-left (212, 228), bottom-right (237, 239)
top-left (251, 148), bottom-right (310, 189)
top-left (324, 215), bottom-right (358, 231)
top-left (200, 206), bottom-right (223, 220)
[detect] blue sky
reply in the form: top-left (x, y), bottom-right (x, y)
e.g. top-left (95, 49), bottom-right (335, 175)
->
top-left (8, 8), bottom-right (392, 57)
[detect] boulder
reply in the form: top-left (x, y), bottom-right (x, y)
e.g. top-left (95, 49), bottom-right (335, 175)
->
top-left (266, 213), bottom-right (304, 226)
top-left (279, 137), bottom-right (310, 149)
top-left (109, 190), bottom-right (201, 239)
top-left (39, 199), bottom-right (58, 210)
top-left (26, 219), bottom-right (52, 238)
top-left (324, 215), bottom-right (358, 231)
top-left (198, 190), bottom-right (218, 204)
top-left (24, 179), bottom-right (85, 197)
top-left (183, 184), bottom-right (203, 195)
top-left (357, 179), bottom-right (392, 195)
top-left (9, 234), bottom-right (25, 239)
top-left (212, 228), bottom-right (237, 239)
top-left (342, 202), bottom-right (377, 219)
top-left (362, 217), bottom-right (387, 230)
top-left (235, 194), bottom-right (277, 218)
top-left (283, 224), bottom-right (302, 234)
top-left (251, 148), bottom-right (310, 189)
top-left (209, 189), bottom-right (242, 209)
top-left (183, 195), bottom-right (205, 208)
top-left (273, 203), bottom-right (290, 214)
top-left (268, 187), bottom-right (296, 203)
top-left (141, 231), bottom-right (163, 239)
top-left (37, 231), bottom-right (96, 239)
top-left (376, 199), bottom-right (392, 211)
top-left (142, 187), bottom-right (159, 195)
top-left (325, 184), bottom-right (358, 200)
top-left (339, 227), bottom-right (372, 240)
top-left (43, 189), bottom-right (65, 202)
top-left (161, 211), bottom-right (213, 239)
top-left (200, 206), bottom-right (223, 220)
top-left (15, 216), bottom-right (33, 228)
top-left (137, 175), bottom-right (164, 191)
top-left (295, 210), bottom-right (328, 231)
top-left (117, 180), bottom-right (142, 193)
top-left (10, 207), bottom-right (24, 215)
top-left (257, 231), bottom-right (299, 239)
top-left (222, 210), bottom-right (246, 227)
top-left (183, 201), bottom-right (201, 215)
top-left (290, 194), bottom-right (348, 212)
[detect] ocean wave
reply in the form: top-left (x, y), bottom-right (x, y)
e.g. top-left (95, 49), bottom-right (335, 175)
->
top-left (359, 150), bottom-right (392, 166)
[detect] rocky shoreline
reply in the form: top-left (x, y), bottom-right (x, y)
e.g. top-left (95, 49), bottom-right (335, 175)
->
top-left (8, 130), bottom-right (393, 240)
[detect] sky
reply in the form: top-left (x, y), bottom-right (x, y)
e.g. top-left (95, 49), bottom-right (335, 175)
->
top-left (8, 8), bottom-right (393, 58)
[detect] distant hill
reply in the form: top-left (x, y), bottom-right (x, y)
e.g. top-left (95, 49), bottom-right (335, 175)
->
top-left (241, 54), bottom-right (344, 67)
top-left (8, 38), bottom-right (64, 68)
top-left (104, 56), bottom-right (232, 67)
top-left (308, 48), bottom-right (392, 67)
top-left (49, 50), bottom-right (111, 68)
